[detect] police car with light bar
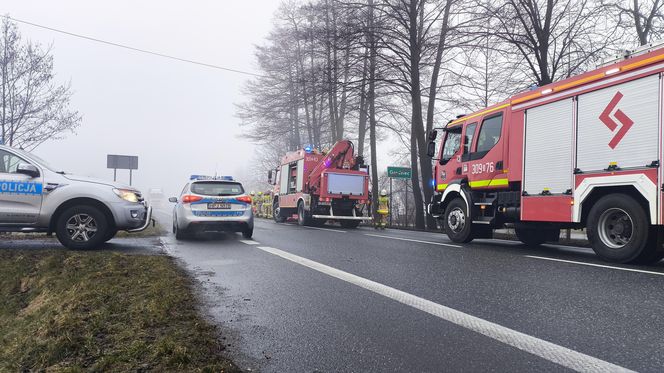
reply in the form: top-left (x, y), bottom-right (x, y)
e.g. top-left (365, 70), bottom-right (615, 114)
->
top-left (169, 175), bottom-right (254, 239)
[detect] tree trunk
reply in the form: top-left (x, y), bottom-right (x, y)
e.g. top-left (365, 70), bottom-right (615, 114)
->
top-left (336, 41), bottom-right (351, 140)
top-left (357, 48), bottom-right (369, 157)
top-left (324, 0), bottom-right (338, 142)
top-left (406, 0), bottom-right (427, 229)
top-left (368, 0), bottom-right (379, 218)
top-left (422, 0), bottom-right (453, 229)
top-left (409, 129), bottom-right (424, 228)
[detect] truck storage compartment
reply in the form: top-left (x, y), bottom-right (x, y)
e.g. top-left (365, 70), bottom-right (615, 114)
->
top-left (524, 98), bottom-right (574, 195)
top-left (326, 172), bottom-right (366, 196)
top-left (577, 74), bottom-right (659, 172)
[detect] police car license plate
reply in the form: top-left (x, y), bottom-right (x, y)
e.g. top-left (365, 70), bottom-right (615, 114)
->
top-left (208, 202), bottom-right (231, 209)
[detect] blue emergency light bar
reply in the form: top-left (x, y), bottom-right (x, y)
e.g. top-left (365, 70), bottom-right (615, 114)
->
top-left (189, 175), bottom-right (234, 181)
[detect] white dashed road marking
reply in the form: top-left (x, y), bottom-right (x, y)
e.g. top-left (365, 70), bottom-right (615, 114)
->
top-left (364, 233), bottom-right (461, 248)
top-left (240, 240), bottom-right (260, 245)
top-left (300, 226), bottom-right (347, 233)
top-left (526, 255), bottom-right (664, 276)
top-left (256, 245), bottom-right (633, 373)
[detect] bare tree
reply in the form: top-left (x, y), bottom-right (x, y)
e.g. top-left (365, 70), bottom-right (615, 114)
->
top-left (0, 17), bottom-right (81, 150)
top-left (375, 0), bottom-right (456, 229)
top-left (451, 27), bottom-right (526, 111)
top-left (481, 0), bottom-right (613, 86)
top-left (605, 0), bottom-right (664, 46)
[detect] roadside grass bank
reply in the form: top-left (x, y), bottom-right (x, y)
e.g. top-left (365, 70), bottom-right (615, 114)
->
top-left (0, 249), bottom-right (239, 372)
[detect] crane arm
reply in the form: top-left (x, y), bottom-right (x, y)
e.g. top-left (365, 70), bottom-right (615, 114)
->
top-left (307, 140), bottom-right (356, 192)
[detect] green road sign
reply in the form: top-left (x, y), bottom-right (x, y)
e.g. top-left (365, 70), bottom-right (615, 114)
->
top-left (387, 166), bottom-right (412, 179)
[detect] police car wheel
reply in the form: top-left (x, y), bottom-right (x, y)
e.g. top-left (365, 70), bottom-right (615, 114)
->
top-left (174, 222), bottom-right (189, 240)
top-left (103, 228), bottom-right (118, 243)
top-left (56, 205), bottom-right (109, 250)
top-left (242, 226), bottom-right (253, 239)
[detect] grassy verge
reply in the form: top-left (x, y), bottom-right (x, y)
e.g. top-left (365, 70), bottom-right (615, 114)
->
top-left (0, 220), bottom-right (166, 240)
top-left (0, 250), bottom-right (239, 372)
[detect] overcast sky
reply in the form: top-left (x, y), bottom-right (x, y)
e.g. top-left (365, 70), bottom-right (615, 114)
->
top-left (3, 0), bottom-right (280, 197)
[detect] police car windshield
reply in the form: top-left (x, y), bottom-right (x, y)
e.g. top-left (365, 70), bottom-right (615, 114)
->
top-left (191, 181), bottom-right (244, 196)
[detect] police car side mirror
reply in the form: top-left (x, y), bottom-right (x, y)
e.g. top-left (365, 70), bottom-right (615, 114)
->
top-left (168, 197), bottom-right (178, 203)
top-left (16, 163), bottom-right (39, 178)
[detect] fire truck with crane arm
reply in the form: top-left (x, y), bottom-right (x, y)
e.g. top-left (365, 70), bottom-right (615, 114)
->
top-left (427, 41), bottom-right (664, 264)
top-left (269, 140), bottom-right (372, 228)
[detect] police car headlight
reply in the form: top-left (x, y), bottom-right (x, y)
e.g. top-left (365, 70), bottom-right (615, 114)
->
top-left (113, 188), bottom-right (139, 203)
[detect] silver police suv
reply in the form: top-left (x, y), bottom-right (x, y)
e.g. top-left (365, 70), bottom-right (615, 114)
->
top-left (170, 176), bottom-right (253, 239)
top-left (0, 145), bottom-right (152, 249)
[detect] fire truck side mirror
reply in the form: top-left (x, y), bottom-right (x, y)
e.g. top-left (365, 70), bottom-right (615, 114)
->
top-left (268, 170), bottom-right (273, 184)
top-left (427, 141), bottom-right (436, 158)
top-left (428, 129), bottom-right (438, 141)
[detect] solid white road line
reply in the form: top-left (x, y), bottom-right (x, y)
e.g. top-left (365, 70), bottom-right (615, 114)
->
top-left (526, 255), bottom-right (664, 276)
top-left (301, 226), bottom-right (347, 233)
top-left (364, 233), bottom-right (461, 248)
top-left (240, 240), bottom-right (260, 245)
top-left (256, 245), bottom-right (632, 373)
top-left (490, 238), bottom-right (591, 252)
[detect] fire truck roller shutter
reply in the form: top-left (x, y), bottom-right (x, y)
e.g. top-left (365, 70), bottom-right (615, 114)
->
top-left (296, 159), bottom-right (305, 193)
top-left (280, 164), bottom-right (289, 195)
top-left (577, 74), bottom-right (659, 171)
top-left (524, 98), bottom-right (574, 195)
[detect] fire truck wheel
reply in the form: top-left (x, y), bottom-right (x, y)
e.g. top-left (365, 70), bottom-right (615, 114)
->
top-left (634, 227), bottom-right (664, 264)
top-left (443, 198), bottom-right (474, 243)
top-left (273, 200), bottom-right (286, 223)
top-left (515, 228), bottom-right (550, 246)
top-left (587, 193), bottom-right (650, 263)
top-left (340, 220), bottom-right (361, 229)
top-left (297, 201), bottom-right (312, 226)
top-left (311, 218), bottom-right (326, 227)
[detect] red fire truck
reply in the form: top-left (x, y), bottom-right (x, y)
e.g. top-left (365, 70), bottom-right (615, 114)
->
top-left (269, 140), bottom-right (371, 228)
top-left (427, 43), bottom-right (664, 264)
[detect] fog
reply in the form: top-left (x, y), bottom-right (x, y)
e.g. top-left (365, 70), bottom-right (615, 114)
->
top-left (3, 0), bottom-right (280, 199)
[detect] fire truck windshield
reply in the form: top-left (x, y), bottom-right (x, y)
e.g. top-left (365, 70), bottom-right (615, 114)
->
top-left (441, 127), bottom-right (462, 163)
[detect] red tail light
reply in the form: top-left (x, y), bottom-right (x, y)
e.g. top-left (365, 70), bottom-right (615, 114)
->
top-left (236, 196), bottom-right (252, 204)
top-left (182, 195), bottom-right (203, 203)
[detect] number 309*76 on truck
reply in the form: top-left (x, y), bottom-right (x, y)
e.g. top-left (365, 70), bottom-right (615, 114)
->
top-left (427, 43), bottom-right (664, 264)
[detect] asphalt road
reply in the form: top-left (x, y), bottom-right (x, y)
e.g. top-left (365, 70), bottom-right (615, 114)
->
top-left (154, 209), bottom-right (664, 373)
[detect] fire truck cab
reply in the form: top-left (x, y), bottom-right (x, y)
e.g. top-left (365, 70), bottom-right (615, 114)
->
top-left (428, 42), bottom-right (664, 264)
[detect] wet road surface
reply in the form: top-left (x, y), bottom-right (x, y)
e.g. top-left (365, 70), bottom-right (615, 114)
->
top-left (154, 209), bottom-right (664, 372)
